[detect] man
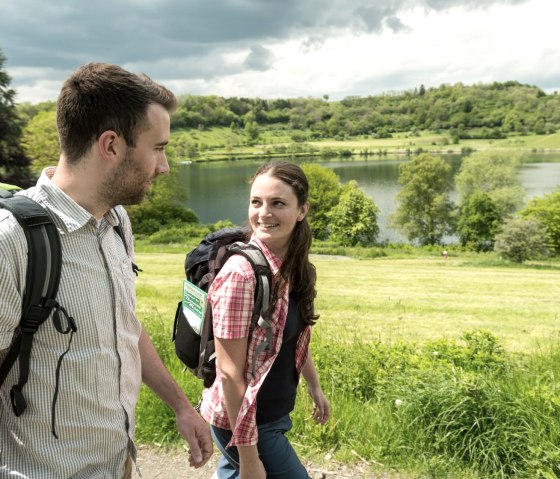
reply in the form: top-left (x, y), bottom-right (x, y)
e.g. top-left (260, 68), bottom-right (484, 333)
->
top-left (0, 63), bottom-right (212, 478)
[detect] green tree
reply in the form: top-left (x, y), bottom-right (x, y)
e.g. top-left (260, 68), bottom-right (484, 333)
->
top-left (455, 150), bottom-right (525, 220)
top-left (519, 189), bottom-right (560, 255)
top-left (391, 153), bottom-right (456, 245)
top-left (300, 163), bottom-right (341, 240)
top-left (126, 163), bottom-right (198, 236)
top-left (0, 48), bottom-right (33, 186)
top-left (244, 121), bottom-right (260, 145)
top-left (21, 108), bottom-right (59, 176)
top-left (457, 192), bottom-right (501, 251)
top-left (329, 180), bottom-right (379, 246)
top-left (494, 217), bottom-right (548, 263)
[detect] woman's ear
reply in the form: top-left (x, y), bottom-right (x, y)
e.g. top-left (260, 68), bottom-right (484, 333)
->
top-left (298, 201), bottom-right (310, 221)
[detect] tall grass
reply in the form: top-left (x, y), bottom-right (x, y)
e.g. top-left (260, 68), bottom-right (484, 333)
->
top-left (289, 331), bottom-right (560, 478)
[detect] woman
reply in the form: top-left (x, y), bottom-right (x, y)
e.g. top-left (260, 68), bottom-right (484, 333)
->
top-left (200, 161), bottom-right (330, 479)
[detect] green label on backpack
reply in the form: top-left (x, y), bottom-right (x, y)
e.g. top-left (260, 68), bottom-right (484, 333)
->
top-left (182, 279), bottom-right (207, 335)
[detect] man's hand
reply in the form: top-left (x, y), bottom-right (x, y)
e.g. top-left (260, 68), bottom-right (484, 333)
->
top-left (176, 407), bottom-right (213, 468)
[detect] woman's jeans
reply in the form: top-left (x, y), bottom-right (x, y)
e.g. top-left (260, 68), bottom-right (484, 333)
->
top-left (211, 415), bottom-right (310, 479)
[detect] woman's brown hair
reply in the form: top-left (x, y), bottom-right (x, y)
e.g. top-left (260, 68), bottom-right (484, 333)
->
top-left (250, 161), bottom-right (319, 325)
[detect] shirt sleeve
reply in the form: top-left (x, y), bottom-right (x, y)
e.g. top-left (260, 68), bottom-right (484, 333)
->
top-left (0, 215), bottom-right (27, 349)
top-left (208, 255), bottom-right (256, 340)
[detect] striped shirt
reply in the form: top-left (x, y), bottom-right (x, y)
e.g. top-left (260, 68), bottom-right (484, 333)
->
top-left (199, 236), bottom-right (311, 447)
top-left (0, 168), bottom-right (141, 478)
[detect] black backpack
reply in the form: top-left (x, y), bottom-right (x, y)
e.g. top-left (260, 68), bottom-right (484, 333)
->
top-left (172, 227), bottom-right (273, 388)
top-left (0, 188), bottom-right (138, 433)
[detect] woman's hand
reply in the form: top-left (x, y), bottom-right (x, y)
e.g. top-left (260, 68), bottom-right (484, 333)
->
top-left (301, 354), bottom-right (330, 425)
top-left (239, 445), bottom-right (266, 479)
top-left (307, 384), bottom-right (330, 424)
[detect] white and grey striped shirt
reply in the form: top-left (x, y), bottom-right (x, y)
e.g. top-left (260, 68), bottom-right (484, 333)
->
top-left (0, 169), bottom-right (142, 478)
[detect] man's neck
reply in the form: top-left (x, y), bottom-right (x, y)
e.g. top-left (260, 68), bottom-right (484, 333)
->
top-left (51, 159), bottom-right (110, 220)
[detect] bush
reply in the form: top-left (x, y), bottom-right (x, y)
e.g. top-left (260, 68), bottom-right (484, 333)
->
top-left (307, 331), bottom-right (560, 477)
top-left (494, 217), bottom-right (549, 263)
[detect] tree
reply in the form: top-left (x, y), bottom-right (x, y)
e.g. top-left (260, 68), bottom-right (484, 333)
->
top-left (0, 47), bottom-right (33, 186)
top-left (494, 217), bottom-right (548, 263)
top-left (244, 121), bottom-right (260, 145)
top-left (329, 180), bottom-right (379, 246)
top-left (126, 163), bottom-right (198, 236)
top-left (21, 107), bottom-right (59, 176)
top-left (519, 188), bottom-right (560, 255)
top-left (391, 153), bottom-right (456, 245)
top-left (455, 150), bottom-right (525, 221)
top-left (457, 192), bottom-right (501, 251)
top-left (300, 163), bottom-right (341, 240)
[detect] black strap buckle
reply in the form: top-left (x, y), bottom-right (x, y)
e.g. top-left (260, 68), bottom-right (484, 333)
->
top-left (10, 385), bottom-right (27, 416)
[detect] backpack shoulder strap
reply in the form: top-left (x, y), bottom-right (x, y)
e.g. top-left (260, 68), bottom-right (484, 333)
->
top-left (228, 243), bottom-right (273, 377)
top-left (0, 191), bottom-right (62, 415)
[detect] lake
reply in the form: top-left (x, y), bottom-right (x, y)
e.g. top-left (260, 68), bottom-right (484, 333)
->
top-left (176, 154), bottom-right (560, 243)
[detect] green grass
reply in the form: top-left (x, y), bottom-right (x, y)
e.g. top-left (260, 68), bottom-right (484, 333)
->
top-left (135, 252), bottom-right (560, 353)
top-left (168, 127), bottom-right (560, 163)
top-left (134, 250), bottom-right (560, 477)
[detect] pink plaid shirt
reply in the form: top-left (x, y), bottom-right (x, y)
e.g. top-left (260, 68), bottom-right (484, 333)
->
top-left (200, 236), bottom-right (311, 447)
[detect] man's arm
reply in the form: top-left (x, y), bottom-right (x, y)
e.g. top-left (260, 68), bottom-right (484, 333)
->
top-left (138, 326), bottom-right (213, 468)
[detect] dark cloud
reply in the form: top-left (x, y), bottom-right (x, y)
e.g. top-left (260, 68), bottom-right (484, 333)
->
top-left (2, 0), bottom-right (530, 66)
top-left (0, 0), bottom-right (535, 100)
top-left (384, 16), bottom-right (410, 33)
top-left (243, 46), bottom-right (276, 71)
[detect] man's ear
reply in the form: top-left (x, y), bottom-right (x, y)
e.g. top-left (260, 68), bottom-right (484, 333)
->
top-left (98, 130), bottom-right (123, 164)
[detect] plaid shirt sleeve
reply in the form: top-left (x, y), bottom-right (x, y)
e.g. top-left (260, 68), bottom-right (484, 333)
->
top-left (210, 256), bottom-right (256, 340)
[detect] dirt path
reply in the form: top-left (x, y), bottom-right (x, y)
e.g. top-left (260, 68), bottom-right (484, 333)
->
top-left (135, 445), bottom-right (388, 478)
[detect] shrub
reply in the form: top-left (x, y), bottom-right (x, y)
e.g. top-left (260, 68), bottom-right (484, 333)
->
top-left (494, 217), bottom-right (549, 263)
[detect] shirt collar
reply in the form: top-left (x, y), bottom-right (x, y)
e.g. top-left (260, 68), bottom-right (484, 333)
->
top-left (27, 167), bottom-right (119, 233)
top-left (249, 234), bottom-right (282, 275)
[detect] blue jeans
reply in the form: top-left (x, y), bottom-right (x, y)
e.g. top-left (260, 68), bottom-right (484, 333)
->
top-left (211, 415), bottom-right (310, 479)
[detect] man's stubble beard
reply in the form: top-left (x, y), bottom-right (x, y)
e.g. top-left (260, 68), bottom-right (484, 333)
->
top-left (100, 147), bottom-right (150, 207)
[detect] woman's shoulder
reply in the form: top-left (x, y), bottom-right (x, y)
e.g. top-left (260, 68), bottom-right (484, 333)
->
top-left (218, 253), bottom-right (258, 280)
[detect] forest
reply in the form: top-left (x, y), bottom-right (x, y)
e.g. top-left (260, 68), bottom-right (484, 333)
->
top-left (169, 81), bottom-right (560, 139)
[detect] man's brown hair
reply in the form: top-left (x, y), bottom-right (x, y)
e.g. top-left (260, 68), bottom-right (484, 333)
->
top-left (56, 63), bottom-right (176, 163)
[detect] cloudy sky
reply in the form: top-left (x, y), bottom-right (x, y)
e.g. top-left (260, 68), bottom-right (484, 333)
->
top-left (2, 0), bottom-right (558, 104)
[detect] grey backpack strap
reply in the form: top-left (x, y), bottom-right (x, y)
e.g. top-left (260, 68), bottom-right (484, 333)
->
top-left (232, 245), bottom-right (274, 378)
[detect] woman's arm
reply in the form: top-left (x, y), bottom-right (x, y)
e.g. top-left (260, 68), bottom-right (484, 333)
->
top-left (215, 336), bottom-right (265, 479)
top-left (301, 353), bottom-right (330, 425)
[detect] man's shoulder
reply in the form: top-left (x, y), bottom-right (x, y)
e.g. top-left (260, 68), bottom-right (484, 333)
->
top-left (0, 206), bottom-right (28, 261)
top-left (0, 189), bottom-right (48, 238)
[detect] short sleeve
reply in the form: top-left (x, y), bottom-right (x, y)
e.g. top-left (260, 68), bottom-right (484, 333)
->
top-left (208, 255), bottom-right (256, 340)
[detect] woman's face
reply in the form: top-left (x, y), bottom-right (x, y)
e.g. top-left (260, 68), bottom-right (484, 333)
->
top-left (249, 172), bottom-right (308, 258)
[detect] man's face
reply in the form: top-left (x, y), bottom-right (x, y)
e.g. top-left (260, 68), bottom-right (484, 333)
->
top-left (102, 103), bottom-right (170, 206)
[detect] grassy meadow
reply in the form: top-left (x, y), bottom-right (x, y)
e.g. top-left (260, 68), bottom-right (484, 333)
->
top-left (135, 249), bottom-right (560, 478)
top-left (170, 126), bottom-right (560, 162)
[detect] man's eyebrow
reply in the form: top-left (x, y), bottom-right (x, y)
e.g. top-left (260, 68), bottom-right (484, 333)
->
top-left (155, 140), bottom-right (169, 146)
